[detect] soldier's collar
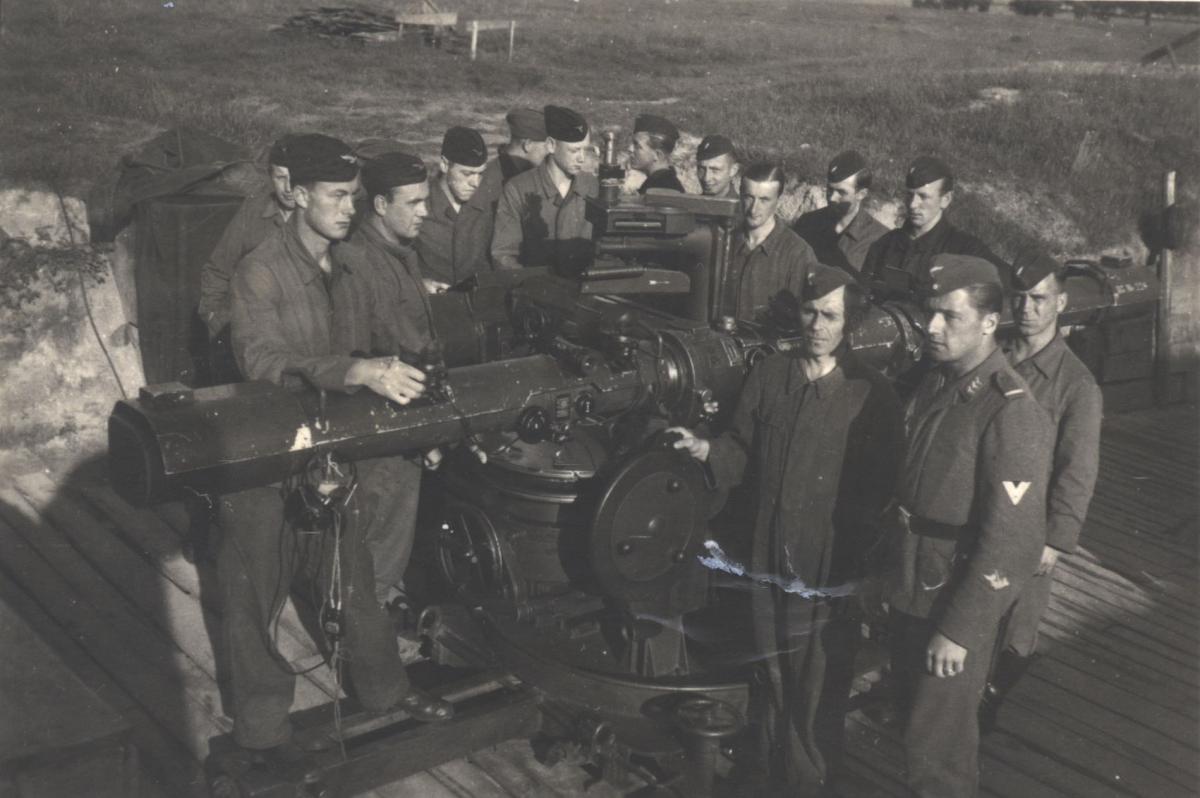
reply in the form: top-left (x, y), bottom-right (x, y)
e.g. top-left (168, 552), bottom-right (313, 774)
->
top-left (952, 347), bottom-right (1006, 401)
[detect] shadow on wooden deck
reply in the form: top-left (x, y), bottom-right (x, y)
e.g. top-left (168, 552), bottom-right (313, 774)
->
top-left (0, 404), bottom-right (1196, 797)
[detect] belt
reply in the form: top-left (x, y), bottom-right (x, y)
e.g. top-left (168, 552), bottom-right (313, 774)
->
top-left (898, 505), bottom-right (965, 541)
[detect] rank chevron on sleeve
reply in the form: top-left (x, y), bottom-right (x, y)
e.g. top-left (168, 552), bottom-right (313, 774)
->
top-left (1003, 480), bottom-right (1032, 505)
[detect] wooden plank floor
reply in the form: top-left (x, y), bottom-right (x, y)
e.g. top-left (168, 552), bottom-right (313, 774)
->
top-left (0, 404), bottom-right (1195, 797)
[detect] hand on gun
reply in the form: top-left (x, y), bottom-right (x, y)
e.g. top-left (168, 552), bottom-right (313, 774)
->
top-left (349, 357), bottom-right (426, 406)
top-left (664, 427), bottom-right (710, 462)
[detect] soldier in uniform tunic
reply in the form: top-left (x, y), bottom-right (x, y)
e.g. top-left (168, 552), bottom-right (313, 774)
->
top-left (491, 104), bottom-right (599, 273)
top-left (334, 151), bottom-right (438, 607)
top-left (722, 162), bottom-right (818, 322)
top-left (454, 108), bottom-right (548, 274)
top-left (219, 136), bottom-right (451, 766)
top-left (414, 126), bottom-right (489, 291)
top-left (198, 134), bottom-right (298, 383)
top-left (792, 150), bottom-right (888, 273)
top-left (628, 113), bottom-right (685, 193)
top-left (980, 248), bottom-right (1103, 731)
top-left (886, 254), bottom-right (1053, 798)
top-left (670, 264), bottom-right (903, 794)
top-left (861, 156), bottom-right (1005, 293)
top-left (695, 134), bottom-right (741, 200)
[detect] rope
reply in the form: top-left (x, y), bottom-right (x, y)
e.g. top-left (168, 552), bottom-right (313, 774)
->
top-left (54, 188), bottom-right (129, 399)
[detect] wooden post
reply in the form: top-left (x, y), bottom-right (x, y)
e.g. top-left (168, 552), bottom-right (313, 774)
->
top-left (1154, 170), bottom-right (1176, 405)
top-left (508, 20), bottom-right (516, 61)
top-left (470, 19), bottom-right (479, 61)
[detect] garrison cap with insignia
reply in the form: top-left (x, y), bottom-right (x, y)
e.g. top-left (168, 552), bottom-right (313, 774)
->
top-left (1010, 247), bottom-right (1060, 291)
top-left (268, 134), bottom-right (299, 168)
top-left (802, 262), bottom-right (857, 302)
top-left (696, 134), bottom-right (736, 162)
top-left (634, 113), bottom-right (679, 142)
top-left (905, 155), bottom-right (953, 190)
top-left (362, 151), bottom-right (428, 199)
top-left (544, 105), bottom-right (589, 143)
top-left (286, 134), bottom-right (359, 186)
top-left (506, 107), bottom-right (546, 140)
top-left (442, 126), bottom-right (487, 168)
top-left (926, 253), bottom-right (1001, 296)
top-left (827, 150), bottom-right (867, 184)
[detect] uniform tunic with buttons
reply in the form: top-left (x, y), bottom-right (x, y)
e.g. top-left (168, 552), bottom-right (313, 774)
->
top-left (792, 205), bottom-right (889, 274)
top-left (490, 158), bottom-right (599, 272)
top-left (1001, 332), bottom-right (1102, 655)
top-left (708, 348), bottom-right (903, 790)
top-left (886, 346), bottom-right (1052, 798)
top-left (451, 150), bottom-right (538, 275)
top-left (861, 216), bottom-right (1006, 292)
top-left (722, 220), bottom-right (818, 322)
top-left (415, 176), bottom-right (498, 286)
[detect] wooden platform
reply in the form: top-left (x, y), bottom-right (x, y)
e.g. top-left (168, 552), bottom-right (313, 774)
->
top-left (0, 404), bottom-right (1195, 797)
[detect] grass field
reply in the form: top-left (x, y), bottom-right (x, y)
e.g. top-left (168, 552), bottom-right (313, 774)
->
top-left (2, 0), bottom-right (1197, 258)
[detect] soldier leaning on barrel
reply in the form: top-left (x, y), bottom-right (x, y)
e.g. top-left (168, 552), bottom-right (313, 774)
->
top-left (491, 104), bottom-right (599, 273)
top-left (884, 254), bottom-right (1053, 798)
top-left (792, 150), bottom-right (889, 274)
top-left (414, 126), bottom-right (490, 292)
top-left (978, 247), bottom-right (1103, 732)
top-left (670, 263), bottom-right (904, 795)
top-left (333, 151), bottom-right (442, 611)
top-left (220, 134), bottom-right (451, 770)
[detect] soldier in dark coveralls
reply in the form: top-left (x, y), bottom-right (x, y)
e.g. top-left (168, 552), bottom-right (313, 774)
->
top-left (792, 150), bottom-right (888, 273)
top-left (861, 156), bottom-right (1005, 292)
top-left (723, 162), bottom-right (818, 321)
top-left (334, 151), bottom-right (438, 608)
top-left (491, 104), bottom-right (599, 272)
top-left (414, 126), bottom-right (489, 292)
top-left (979, 248), bottom-right (1102, 731)
top-left (219, 135), bottom-right (451, 767)
top-left (670, 264), bottom-right (904, 794)
top-left (627, 113), bottom-right (685, 193)
top-left (198, 134), bottom-right (298, 383)
top-left (452, 108), bottom-right (548, 275)
top-left (885, 254), bottom-right (1053, 798)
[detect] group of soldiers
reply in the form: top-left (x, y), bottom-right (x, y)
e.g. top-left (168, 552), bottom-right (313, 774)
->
top-left (194, 104), bottom-right (1102, 798)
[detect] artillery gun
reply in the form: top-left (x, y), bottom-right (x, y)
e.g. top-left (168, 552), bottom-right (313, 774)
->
top-left (108, 154), bottom-right (1160, 796)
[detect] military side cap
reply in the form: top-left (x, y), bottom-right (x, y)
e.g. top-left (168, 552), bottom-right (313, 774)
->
top-left (905, 155), bottom-right (953, 190)
top-left (354, 138), bottom-right (410, 161)
top-left (802, 262), bottom-right (858, 302)
top-left (634, 113), bottom-right (679, 140)
top-left (286, 134), bottom-right (359, 185)
top-left (827, 150), bottom-right (867, 184)
top-left (1011, 247), bottom-right (1060, 291)
top-left (362, 151), bottom-right (428, 199)
top-left (442, 126), bottom-right (487, 168)
top-left (927, 253), bottom-right (1001, 296)
top-left (268, 134), bottom-right (299, 168)
top-left (544, 105), bottom-right (589, 143)
top-left (506, 107), bottom-right (546, 140)
top-left (696, 134), bottom-right (735, 162)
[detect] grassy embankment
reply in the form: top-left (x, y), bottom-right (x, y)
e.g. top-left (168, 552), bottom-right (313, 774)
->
top-left (1, 0), bottom-right (1197, 258)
